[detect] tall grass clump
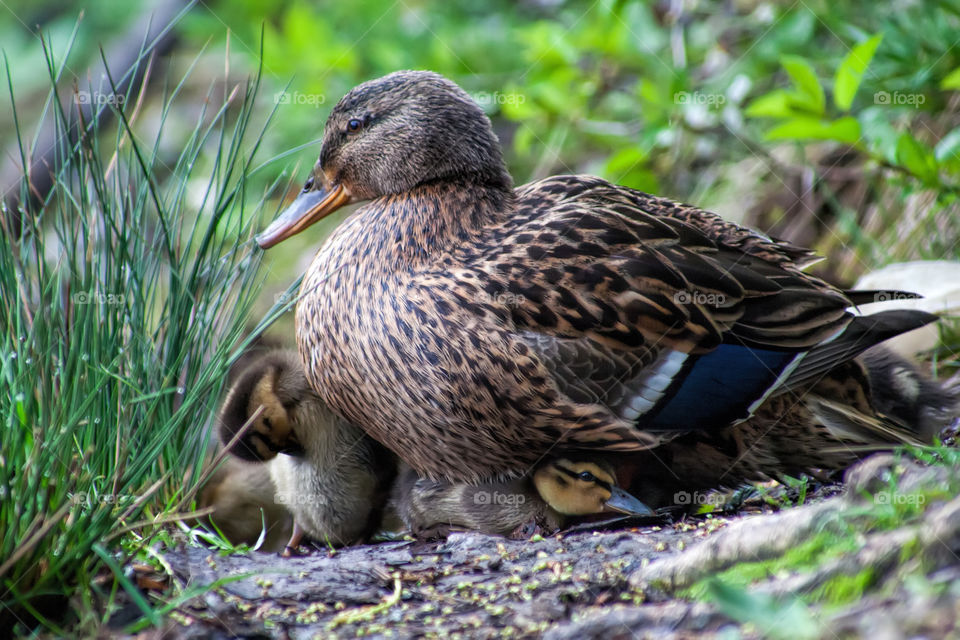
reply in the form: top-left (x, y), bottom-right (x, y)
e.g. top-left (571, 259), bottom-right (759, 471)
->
top-left (0, 32), bottom-right (279, 634)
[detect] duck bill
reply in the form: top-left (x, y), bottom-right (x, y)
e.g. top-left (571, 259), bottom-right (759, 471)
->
top-left (279, 431), bottom-right (305, 457)
top-left (256, 183), bottom-right (352, 249)
top-left (605, 487), bottom-right (655, 517)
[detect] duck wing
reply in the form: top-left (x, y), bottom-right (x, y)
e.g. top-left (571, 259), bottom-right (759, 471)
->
top-left (483, 176), bottom-right (936, 434)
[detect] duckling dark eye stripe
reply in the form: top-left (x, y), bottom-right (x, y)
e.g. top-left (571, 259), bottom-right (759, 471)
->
top-left (556, 465), bottom-right (610, 489)
top-left (556, 465), bottom-right (580, 480)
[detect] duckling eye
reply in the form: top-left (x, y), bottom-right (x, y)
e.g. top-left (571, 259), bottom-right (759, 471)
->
top-left (346, 118), bottom-right (363, 133)
top-left (578, 471), bottom-right (596, 482)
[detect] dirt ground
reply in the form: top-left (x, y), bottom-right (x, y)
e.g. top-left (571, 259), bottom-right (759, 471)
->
top-left (124, 454), bottom-right (960, 639)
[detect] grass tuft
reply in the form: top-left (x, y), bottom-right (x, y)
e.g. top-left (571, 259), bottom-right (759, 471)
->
top-left (0, 31), bottom-right (278, 634)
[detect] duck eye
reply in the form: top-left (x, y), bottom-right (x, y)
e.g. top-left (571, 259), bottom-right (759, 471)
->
top-left (302, 176), bottom-right (314, 192)
top-left (578, 471), bottom-right (596, 482)
top-left (346, 118), bottom-right (363, 133)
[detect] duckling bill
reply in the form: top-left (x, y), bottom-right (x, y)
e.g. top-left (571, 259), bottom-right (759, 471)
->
top-left (259, 69), bottom-right (942, 484)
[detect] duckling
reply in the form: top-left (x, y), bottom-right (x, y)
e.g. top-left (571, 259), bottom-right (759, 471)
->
top-left (197, 457), bottom-right (292, 552)
top-left (391, 458), bottom-right (653, 538)
top-left (218, 350), bottom-right (396, 553)
top-left (256, 70), bottom-right (940, 484)
top-left (859, 345), bottom-right (959, 442)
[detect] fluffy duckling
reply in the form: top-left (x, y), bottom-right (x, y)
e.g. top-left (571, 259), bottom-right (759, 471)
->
top-left (219, 350), bottom-right (396, 553)
top-left (392, 458), bottom-right (653, 538)
top-left (197, 457), bottom-right (293, 552)
top-left (859, 346), bottom-right (959, 442)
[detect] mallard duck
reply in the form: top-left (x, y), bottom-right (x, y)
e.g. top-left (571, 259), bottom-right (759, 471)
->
top-left (219, 350), bottom-right (396, 552)
top-left (391, 457), bottom-right (653, 538)
top-left (257, 70), bottom-right (940, 483)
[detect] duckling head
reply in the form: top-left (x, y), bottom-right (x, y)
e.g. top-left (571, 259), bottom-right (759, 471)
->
top-left (257, 70), bottom-right (512, 248)
top-left (218, 351), bottom-right (308, 461)
top-left (532, 459), bottom-right (655, 517)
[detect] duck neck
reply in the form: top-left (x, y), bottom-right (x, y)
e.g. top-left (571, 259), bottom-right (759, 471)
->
top-left (361, 179), bottom-right (515, 270)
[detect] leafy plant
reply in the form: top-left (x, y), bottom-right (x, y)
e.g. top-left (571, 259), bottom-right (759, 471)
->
top-left (747, 31), bottom-right (959, 190)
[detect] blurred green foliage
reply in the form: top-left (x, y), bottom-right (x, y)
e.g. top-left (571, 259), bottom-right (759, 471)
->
top-left (5, 0), bottom-right (960, 281)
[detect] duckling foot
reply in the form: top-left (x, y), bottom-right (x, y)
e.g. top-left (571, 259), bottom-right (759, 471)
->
top-left (281, 522), bottom-right (306, 557)
top-left (412, 524), bottom-right (455, 540)
top-left (509, 520), bottom-right (544, 540)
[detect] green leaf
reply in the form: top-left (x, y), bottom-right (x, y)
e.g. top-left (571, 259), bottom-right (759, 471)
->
top-left (605, 147), bottom-right (658, 193)
top-left (745, 90), bottom-right (795, 118)
top-left (934, 126), bottom-right (960, 162)
top-left (896, 133), bottom-right (940, 184)
top-left (765, 116), bottom-right (861, 143)
top-left (833, 33), bottom-right (883, 110)
top-left (605, 146), bottom-right (648, 174)
top-left (781, 55), bottom-right (825, 114)
top-left (706, 579), bottom-right (821, 640)
top-left (934, 127), bottom-right (960, 175)
top-left (942, 66), bottom-right (960, 90)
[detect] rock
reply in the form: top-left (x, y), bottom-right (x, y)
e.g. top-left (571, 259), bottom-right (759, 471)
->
top-left (854, 260), bottom-right (960, 356)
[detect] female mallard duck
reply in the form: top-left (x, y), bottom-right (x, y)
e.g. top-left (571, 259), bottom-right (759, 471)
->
top-left (219, 350), bottom-right (397, 552)
top-left (257, 70), bottom-right (939, 483)
top-left (391, 458), bottom-right (653, 538)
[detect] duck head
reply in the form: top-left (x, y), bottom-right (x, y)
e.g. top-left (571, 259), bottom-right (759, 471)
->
top-left (257, 70), bottom-right (512, 248)
top-left (533, 459), bottom-right (655, 517)
top-left (218, 351), bottom-right (307, 461)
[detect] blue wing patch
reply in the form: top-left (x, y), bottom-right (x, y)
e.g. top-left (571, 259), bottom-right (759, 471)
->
top-left (639, 344), bottom-right (801, 431)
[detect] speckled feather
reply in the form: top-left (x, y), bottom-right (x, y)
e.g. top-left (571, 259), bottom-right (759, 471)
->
top-left (281, 71), bottom-right (937, 483)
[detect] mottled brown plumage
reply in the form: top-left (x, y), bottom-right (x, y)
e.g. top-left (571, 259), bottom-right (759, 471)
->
top-left (258, 70), bottom-right (940, 483)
